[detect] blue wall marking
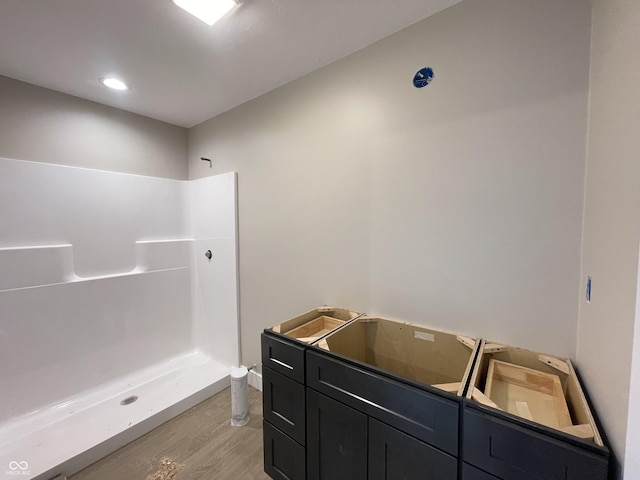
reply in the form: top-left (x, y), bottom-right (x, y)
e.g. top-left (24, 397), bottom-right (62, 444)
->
top-left (413, 67), bottom-right (434, 88)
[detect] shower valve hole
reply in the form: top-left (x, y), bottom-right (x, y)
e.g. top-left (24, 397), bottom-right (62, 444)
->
top-left (120, 395), bottom-right (138, 406)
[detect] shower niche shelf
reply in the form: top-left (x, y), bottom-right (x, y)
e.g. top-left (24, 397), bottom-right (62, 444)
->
top-left (0, 244), bottom-right (74, 290)
top-left (0, 239), bottom-right (193, 291)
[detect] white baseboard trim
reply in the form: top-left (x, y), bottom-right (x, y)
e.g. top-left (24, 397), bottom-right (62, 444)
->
top-left (247, 367), bottom-right (262, 391)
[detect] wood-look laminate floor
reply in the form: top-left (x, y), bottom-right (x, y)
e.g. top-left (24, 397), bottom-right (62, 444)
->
top-left (71, 387), bottom-right (270, 480)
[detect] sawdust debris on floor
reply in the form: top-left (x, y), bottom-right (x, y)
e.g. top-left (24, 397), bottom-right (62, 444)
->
top-left (147, 457), bottom-right (184, 480)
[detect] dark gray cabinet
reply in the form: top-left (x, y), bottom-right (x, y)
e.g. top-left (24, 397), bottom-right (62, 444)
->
top-left (464, 340), bottom-right (610, 480)
top-left (306, 349), bottom-right (460, 456)
top-left (262, 333), bottom-right (307, 480)
top-left (463, 405), bottom-right (609, 480)
top-left (262, 320), bottom-right (610, 480)
top-left (305, 350), bottom-right (460, 480)
top-left (262, 330), bottom-right (464, 480)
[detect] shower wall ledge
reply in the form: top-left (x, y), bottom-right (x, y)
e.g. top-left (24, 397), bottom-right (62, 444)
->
top-left (0, 239), bottom-right (193, 292)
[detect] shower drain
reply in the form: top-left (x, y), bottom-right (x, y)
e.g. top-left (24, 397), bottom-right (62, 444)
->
top-left (120, 395), bottom-right (138, 406)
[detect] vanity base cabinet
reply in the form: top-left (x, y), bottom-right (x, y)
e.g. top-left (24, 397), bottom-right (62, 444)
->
top-left (262, 322), bottom-right (610, 480)
top-left (262, 333), bottom-right (307, 480)
top-left (306, 350), bottom-right (460, 456)
top-left (463, 406), bottom-right (609, 480)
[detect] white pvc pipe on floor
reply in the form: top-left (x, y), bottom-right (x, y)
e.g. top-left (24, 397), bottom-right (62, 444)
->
top-left (230, 367), bottom-right (249, 426)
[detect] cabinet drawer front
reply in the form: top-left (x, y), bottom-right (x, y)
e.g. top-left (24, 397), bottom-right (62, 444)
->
top-left (462, 463), bottom-right (501, 480)
top-left (262, 332), bottom-right (306, 383)
top-left (463, 408), bottom-right (608, 480)
top-left (307, 389), bottom-right (368, 480)
top-left (306, 350), bottom-right (459, 456)
top-left (369, 418), bottom-right (457, 480)
top-left (264, 421), bottom-right (306, 480)
top-left (263, 366), bottom-right (306, 445)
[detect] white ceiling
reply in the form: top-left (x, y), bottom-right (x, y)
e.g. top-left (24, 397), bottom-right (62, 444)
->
top-left (0, 0), bottom-right (462, 128)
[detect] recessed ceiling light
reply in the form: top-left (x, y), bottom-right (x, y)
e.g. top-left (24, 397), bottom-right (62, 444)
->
top-left (101, 77), bottom-right (130, 91)
top-left (173, 0), bottom-right (239, 26)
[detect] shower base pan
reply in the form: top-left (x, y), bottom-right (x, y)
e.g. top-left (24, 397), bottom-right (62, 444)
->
top-left (0, 350), bottom-right (231, 480)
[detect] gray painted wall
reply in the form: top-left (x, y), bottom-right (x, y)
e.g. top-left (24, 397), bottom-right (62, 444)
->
top-left (578, 0), bottom-right (640, 476)
top-left (189, 0), bottom-right (591, 378)
top-left (0, 75), bottom-right (188, 179)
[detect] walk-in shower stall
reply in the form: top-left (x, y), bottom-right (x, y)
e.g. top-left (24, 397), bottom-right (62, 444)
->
top-left (0, 157), bottom-right (240, 480)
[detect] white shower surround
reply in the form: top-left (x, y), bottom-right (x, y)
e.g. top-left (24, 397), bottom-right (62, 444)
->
top-left (0, 158), bottom-right (240, 480)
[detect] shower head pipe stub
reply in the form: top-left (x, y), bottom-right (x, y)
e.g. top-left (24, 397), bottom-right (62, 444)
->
top-left (200, 157), bottom-right (212, 168)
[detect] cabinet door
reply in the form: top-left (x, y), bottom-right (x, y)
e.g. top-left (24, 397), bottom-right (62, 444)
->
top-left (307, 389), bottom-right (368, 480)
top-left (264, 421), bottom-right (306, 480)
top-left (263, 366), bottom-right (306, 445)
top-left (369, 418), bottom-right (457, 480)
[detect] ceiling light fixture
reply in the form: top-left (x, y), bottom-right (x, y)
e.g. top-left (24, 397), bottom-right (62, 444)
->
top-left (101, 77), bottom-right (130, 91)
top-left (173, 0), bottom-right (239, 26)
